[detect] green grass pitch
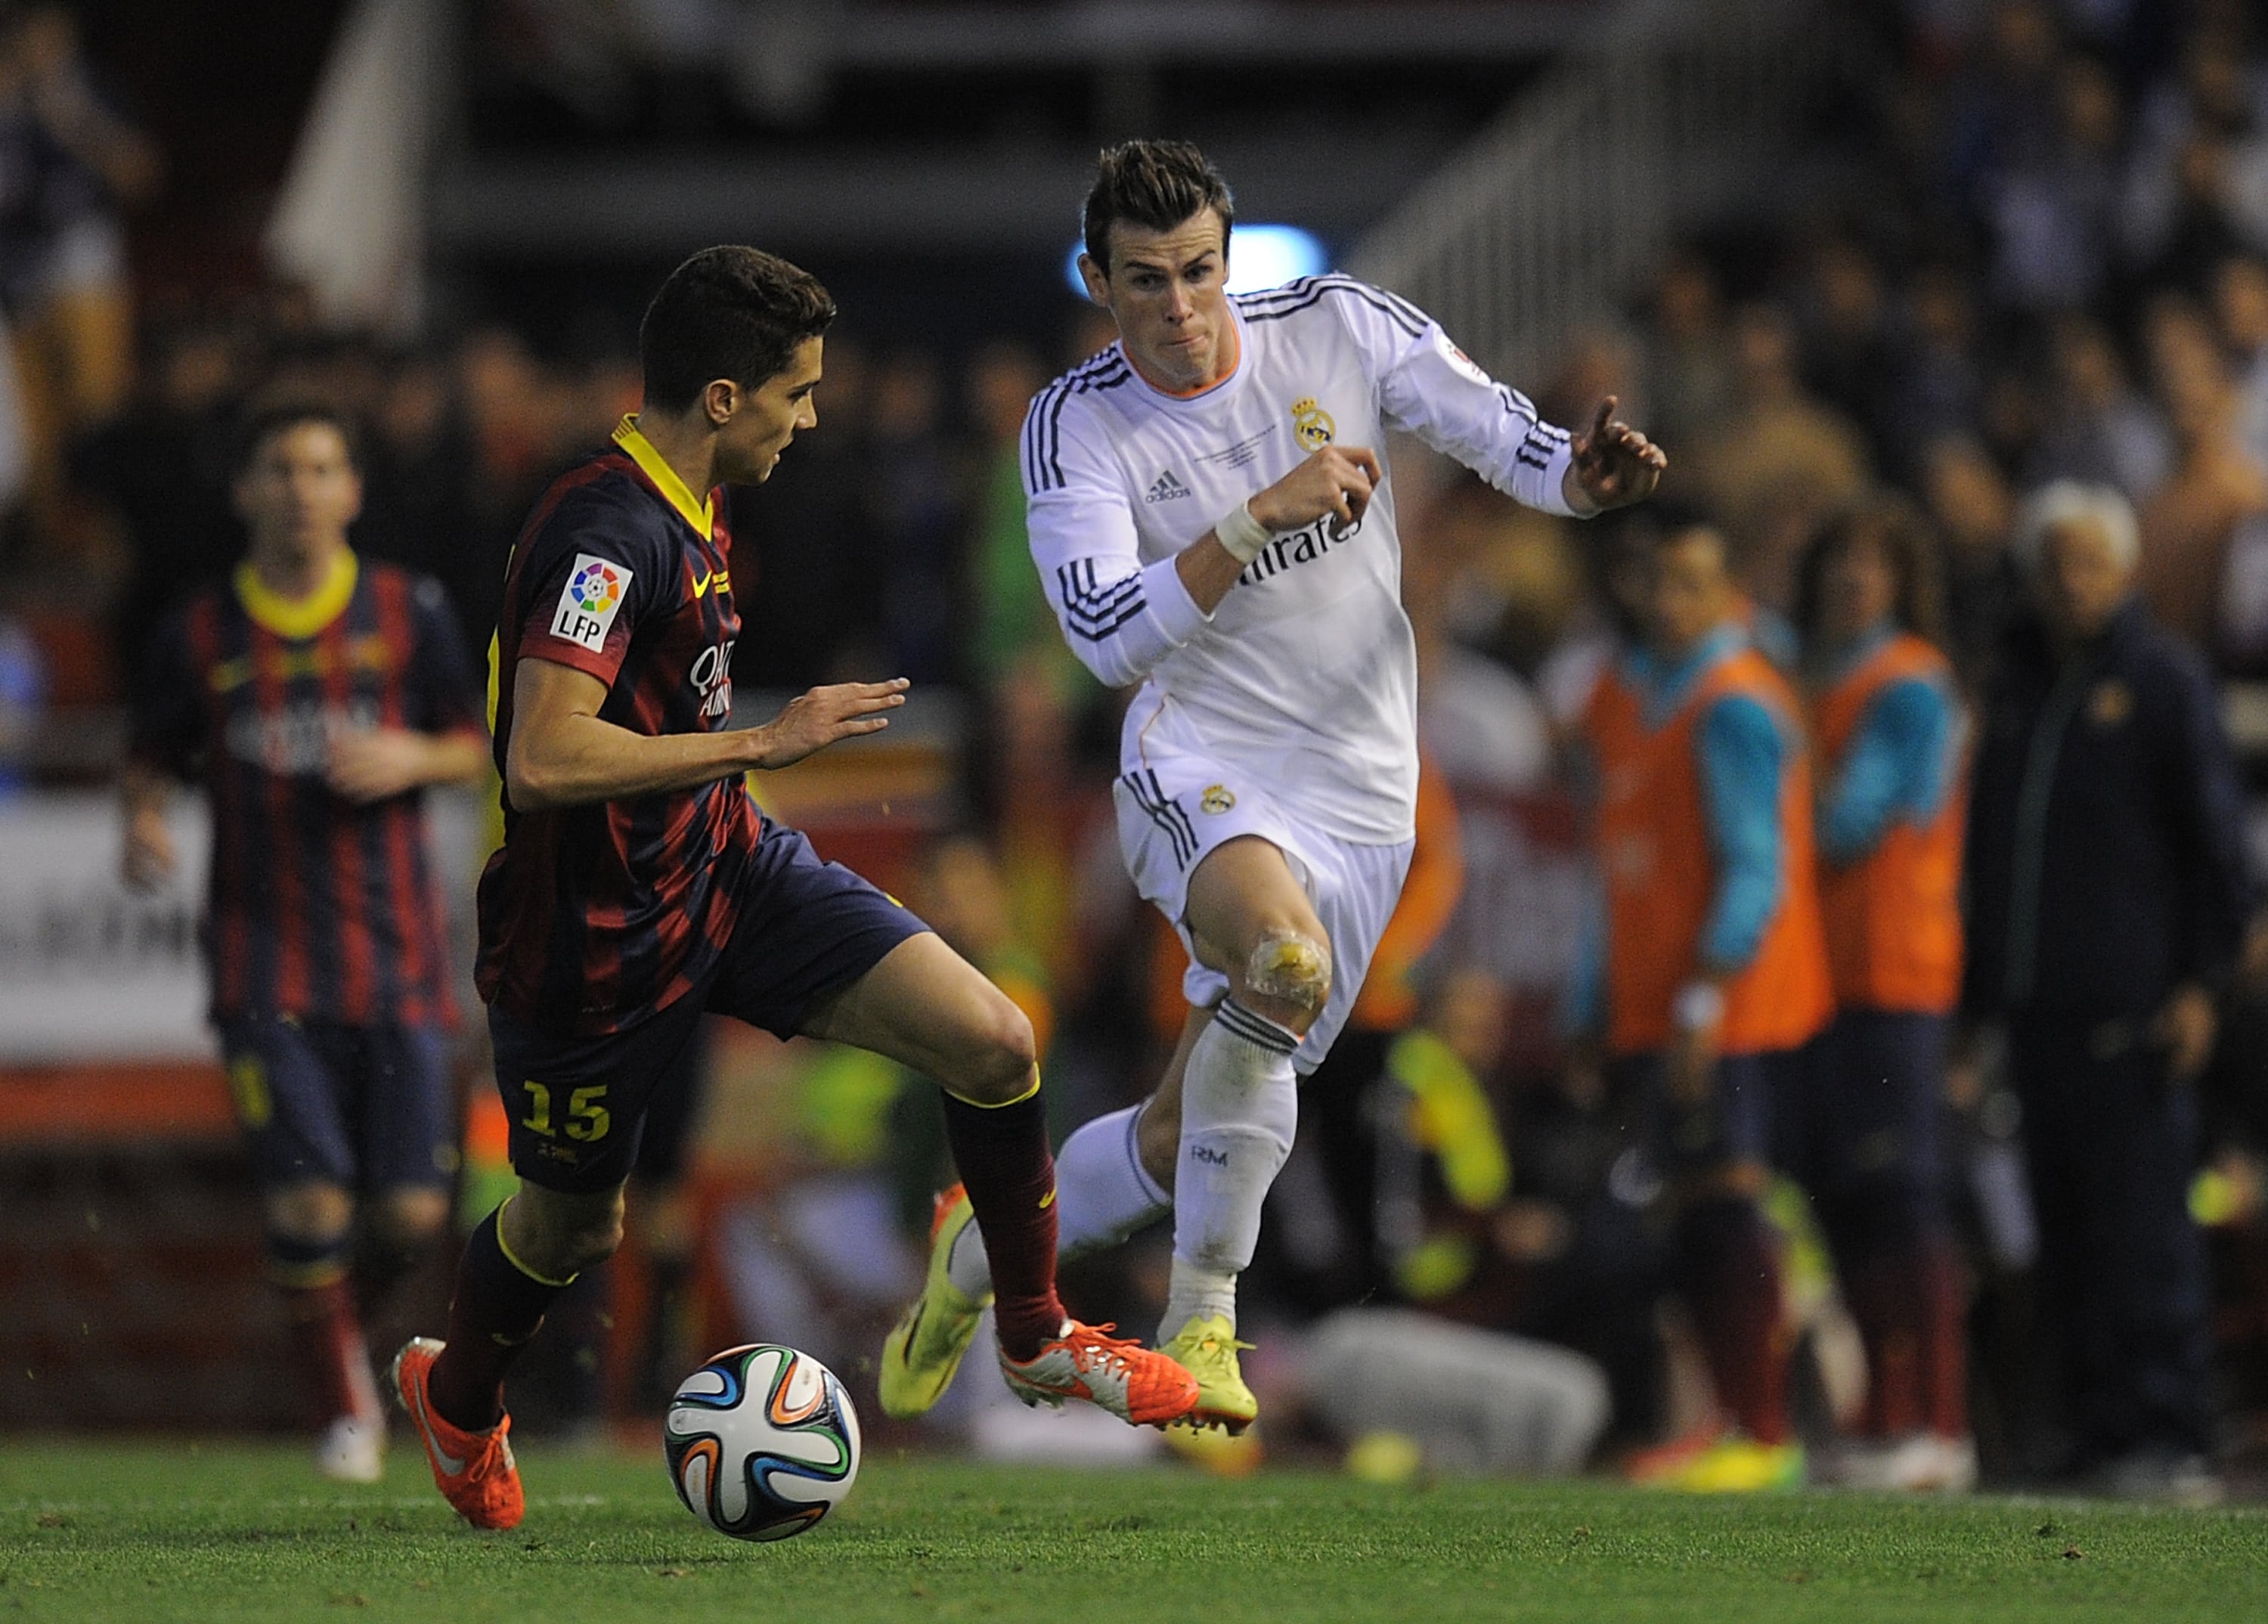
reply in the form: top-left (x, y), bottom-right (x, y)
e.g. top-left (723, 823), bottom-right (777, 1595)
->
top-left (2, 1440), bottom-right (2265, 1623)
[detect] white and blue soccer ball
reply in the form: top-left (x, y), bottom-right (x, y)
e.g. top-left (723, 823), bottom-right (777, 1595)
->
top-left (663, 1344), bottom-right (861, 1541)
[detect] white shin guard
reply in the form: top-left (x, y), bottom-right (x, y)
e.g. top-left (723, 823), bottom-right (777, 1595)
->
top-left (945, 1103), bottom-right (1170, 1300)
top-left (1163, 999), bottom-right (1300, 1336)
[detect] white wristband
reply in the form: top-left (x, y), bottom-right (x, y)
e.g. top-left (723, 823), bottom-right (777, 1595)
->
top-left (1673, 981), bottom-right (1725, 1034)
top-left (1213, 500), bottom-right (1272, 564)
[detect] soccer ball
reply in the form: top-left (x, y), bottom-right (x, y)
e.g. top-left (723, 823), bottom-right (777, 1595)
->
top-left (663, 1344), bottom-right (862, 1541)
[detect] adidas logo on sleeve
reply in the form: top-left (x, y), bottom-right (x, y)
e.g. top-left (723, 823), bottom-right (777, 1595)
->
top-left (1144, 470), bottom-right (1191, 504)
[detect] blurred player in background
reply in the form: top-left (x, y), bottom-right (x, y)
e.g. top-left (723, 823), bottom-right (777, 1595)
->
top-left (885, 139), bottom-right (1663, 1434)
top-left (1576, 518), bottom-right (1832, 1492)
top-left (1793, 497), bottom-right (1973, 1492)
top-left (392, 246), bottom-right (1196, 1533)
top-left (121, 401), bottom-right (489, 1482)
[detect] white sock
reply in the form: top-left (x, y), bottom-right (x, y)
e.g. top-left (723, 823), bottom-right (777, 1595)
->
top-left (944, 1104), bottom-right (1170, 1301)
top-left (1160, 999), bottom-right (1300, 1340)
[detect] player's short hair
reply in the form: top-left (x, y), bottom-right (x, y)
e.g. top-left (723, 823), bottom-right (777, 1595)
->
top-left (1796, 492), bottom-right (1948, 648)
top-left (1082, 140), bottom-right (1235, 274)
top-left (640, 246), bottom-right (837, 413)
top-left (234, 400), bottom-right (362, 477)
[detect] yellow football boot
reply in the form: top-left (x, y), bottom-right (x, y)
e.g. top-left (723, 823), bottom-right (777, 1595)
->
top-left (1655, 1435), bottom-right (1806, 1493)
top-left (1157, 1313), bottom-right (1259, 1435)
top-left (878, 1184), bottom-right (989, 1418)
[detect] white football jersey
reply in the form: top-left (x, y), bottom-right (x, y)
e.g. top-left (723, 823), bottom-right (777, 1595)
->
top-left (1024, 274), bottom-right (1580, 844)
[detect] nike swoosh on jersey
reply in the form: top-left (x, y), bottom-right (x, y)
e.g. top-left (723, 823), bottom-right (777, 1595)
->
top-left (690, 569), bottom-right (730, 597)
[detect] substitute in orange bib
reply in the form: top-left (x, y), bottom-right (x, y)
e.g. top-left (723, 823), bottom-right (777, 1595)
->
top-left (1795, 497), bottom-right (1973, 1493)
top-left (1573, 516), bottom-right (1831, 1492)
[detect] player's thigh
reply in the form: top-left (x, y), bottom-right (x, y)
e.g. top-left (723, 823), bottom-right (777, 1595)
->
top-left (218, 1014), bottom-right (358, 1197)
top-left (487, 998), bottom-right (700, 1197)
top-left (1182, 835), bottom-right (1329, 977)
top-left (798, 931), bottom-right (1035, 1103)
top-left (352, 1023), bottom-right (458, 1202)
top-left (708, 820), bottom-right (932, 1040)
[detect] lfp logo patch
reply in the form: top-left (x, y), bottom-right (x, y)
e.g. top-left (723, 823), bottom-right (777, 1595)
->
top-left (552, 554), bottom-right (633, 652)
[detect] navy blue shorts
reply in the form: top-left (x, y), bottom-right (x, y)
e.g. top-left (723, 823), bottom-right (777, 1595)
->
top-left (217, 1014), bottom-right (455, 1193)
top-left (1612, 1043), bottom-right (1812, 1181)
top-left (1791, 1009), bottom-right (1949, 1203)
top-left (491, 820), bottom-right (926, 1194)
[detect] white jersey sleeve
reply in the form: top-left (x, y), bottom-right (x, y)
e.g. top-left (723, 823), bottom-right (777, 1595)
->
top-left (1024, 373), bottom-right (1210, 688)
top-left (1319, 279), bottom-right (1582, 518)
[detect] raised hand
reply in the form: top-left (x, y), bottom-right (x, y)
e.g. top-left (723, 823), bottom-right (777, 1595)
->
top-left (751, 678), bottom-right (909, 770)
top-left (1567, 396), bottom-right (1667, 513)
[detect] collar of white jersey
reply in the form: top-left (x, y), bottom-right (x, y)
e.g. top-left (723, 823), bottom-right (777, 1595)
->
top-left (1122, 300), bottom-right (1248, 406)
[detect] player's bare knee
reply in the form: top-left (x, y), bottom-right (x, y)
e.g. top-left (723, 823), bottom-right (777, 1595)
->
top-left (1241, 928), bottom-right (1331, 1025)
top-left (371, 1186), bottom-right (448, 1249)
top-left (265, 1182), bottom-right (352, 1246)
top-left (948, 996), bottom-right (1037, 1105)
top-left (510, 1186), bottom-right (624, 1278)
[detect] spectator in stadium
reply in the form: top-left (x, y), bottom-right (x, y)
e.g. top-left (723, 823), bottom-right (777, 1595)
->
top-left (0, 2), bottom-right (160, 467)
top-left (2139, 296), bottom-right (2268, 656)
top-left (1574, 517), bottom-right (1833, 1492)
top-left (1793, 497), bottom-right (1974, 1492)
top-left (1919, 435), bottom-right (2022, 694)
top-left (119, 401), bottom-right (490, 1482)
top-left (1963, 480), bottom-right (2249, 1499)
top-left (1885, 270), bottom-right (1987, 486)
top-left (1695, 303), bottom-right (1870, 612)
top-left (1640, 253), bottom-right (1734, 461)
top-left (2211, 254), bottom-right (2268, 476)
top-left (2025, 315), bottom-right (2171, 505)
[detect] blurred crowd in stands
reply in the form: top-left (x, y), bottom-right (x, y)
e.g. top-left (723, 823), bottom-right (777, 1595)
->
top-left (6, 0), bottom-right (2268, 1492)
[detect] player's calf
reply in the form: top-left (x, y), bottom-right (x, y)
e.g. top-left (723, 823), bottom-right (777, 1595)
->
top-left (264, 1183), bottom-right (385, 1478)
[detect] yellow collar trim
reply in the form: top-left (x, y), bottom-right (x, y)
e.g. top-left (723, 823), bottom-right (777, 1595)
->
top-left (234, 550), bottom-right (358, 640)
top-left (613, 414), bottom-right (714, 538)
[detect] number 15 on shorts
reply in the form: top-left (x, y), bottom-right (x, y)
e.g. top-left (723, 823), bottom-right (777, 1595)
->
top-left (520, 1080), bottom-right (611, 1142)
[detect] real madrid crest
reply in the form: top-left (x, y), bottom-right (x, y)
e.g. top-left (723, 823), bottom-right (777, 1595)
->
top-left (1290, 396), bottom-right (1335, 451)
top-left (1201, 784), bottom-right (1238, 814)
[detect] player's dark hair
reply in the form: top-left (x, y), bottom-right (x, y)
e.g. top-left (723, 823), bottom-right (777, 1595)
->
top-left (1796, 492), bottom-right (1949, 649)
top-left (640, 246), bottom-right (837, 413)
top-left (234, 399), bottom-right (362, 476)
top-left (1082, 140), bottom-right (1235, 274)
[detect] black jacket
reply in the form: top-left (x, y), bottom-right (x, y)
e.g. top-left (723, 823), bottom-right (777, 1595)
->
top-left (1963, 601), bottom-right (2249, 1018)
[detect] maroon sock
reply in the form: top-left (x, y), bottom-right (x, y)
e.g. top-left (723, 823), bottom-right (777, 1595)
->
top-left (282, 1277), bottom-right (380, 1424)
top-left (426, 1205), bottom-right (570, 1432)
top-left (1916, 1237), bottom-right (1969, 1440)
top-left (940, 1087), bottom-right (1066, 1361)
top-left (1847, 1254), bottom-right (1921, 1438)
top-left (1678, 1198), bottom-right (1789, 1446)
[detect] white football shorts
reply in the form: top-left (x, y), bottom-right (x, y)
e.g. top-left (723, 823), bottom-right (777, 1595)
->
top-left (1113, 736), bottom-right (1414, 1074)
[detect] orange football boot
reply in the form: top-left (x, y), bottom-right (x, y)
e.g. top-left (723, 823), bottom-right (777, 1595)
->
top-left (391, 1337), bottom-right (525, 1531)
top-left (999, 1319), bottom-right (1201, 1427)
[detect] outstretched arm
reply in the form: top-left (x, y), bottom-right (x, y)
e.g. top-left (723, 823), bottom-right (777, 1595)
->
top-left (503, 657), bottom-right (906, 812)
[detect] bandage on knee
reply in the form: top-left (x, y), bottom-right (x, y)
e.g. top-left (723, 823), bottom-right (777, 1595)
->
top-left (1247, 929), bottom-right (1331, 1013)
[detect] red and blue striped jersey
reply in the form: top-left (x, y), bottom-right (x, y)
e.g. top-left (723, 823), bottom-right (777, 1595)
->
top-left (475, 417), bottom-right (758, 1035)
top-left (132, 555), bottom-right (484, 1028)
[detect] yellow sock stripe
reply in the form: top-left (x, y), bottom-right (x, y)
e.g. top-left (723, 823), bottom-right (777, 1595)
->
top-left (493, 1197), bottom-right (579, 1290)
top-left (947, 1068), bottom-right (1042, 1109)
top-left (267, 1257), bottom-right (350, 1291)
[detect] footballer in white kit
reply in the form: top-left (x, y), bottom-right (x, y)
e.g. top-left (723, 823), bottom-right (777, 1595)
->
top-left (881, 140), bottom-right (1664, 1433)
top-left (1028, 271), bottom-right (1578, 1064)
